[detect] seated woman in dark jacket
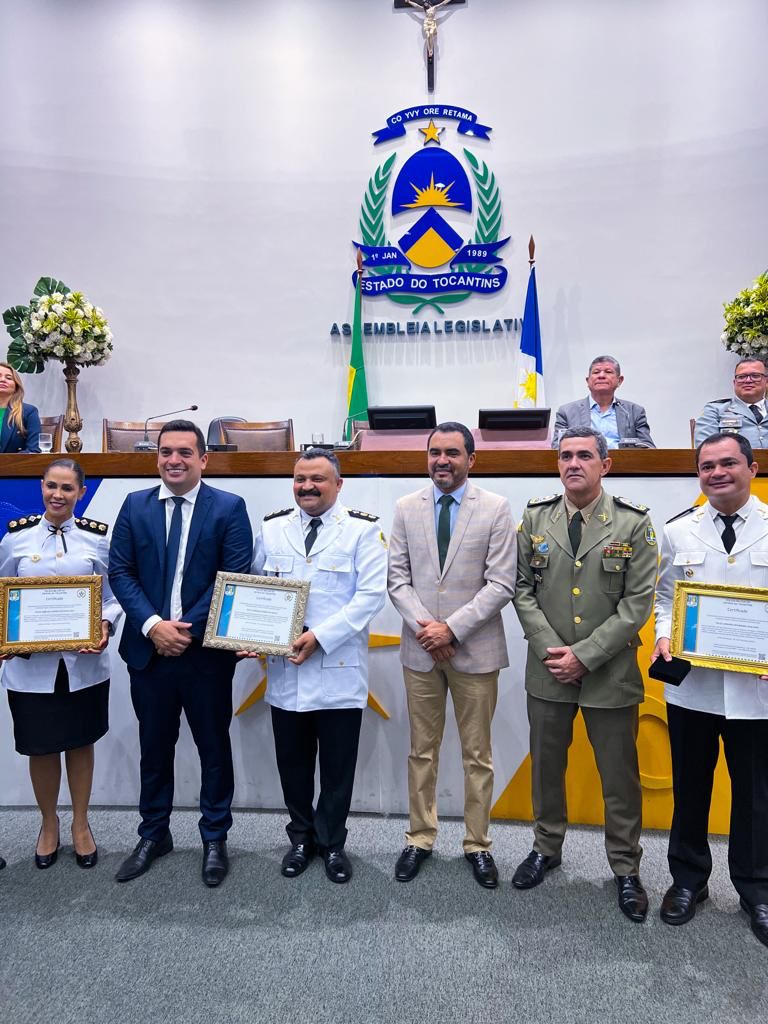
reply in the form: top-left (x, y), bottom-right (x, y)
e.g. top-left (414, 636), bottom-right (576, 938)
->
top-left (0, 362), bottom-right (41, 453)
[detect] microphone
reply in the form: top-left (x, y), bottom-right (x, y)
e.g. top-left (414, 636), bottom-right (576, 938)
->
top-left (134, 405), bottom-right (199, 452)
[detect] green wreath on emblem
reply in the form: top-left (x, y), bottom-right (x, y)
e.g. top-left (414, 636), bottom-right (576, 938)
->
top-left (358, 149), bottom-right (503, 315)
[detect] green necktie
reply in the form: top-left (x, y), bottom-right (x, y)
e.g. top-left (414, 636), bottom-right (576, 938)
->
top-left (437, 494), bottom-right (454, 571)
top-left (568, 509), bottom-right (583, 555)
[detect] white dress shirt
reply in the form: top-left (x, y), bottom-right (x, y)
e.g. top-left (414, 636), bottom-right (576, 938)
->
top-left (141, 481), bottom-right (201, 635)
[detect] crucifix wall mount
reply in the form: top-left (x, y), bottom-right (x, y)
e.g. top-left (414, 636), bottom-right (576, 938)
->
top-left (395, 0), bottom-right (466, 93)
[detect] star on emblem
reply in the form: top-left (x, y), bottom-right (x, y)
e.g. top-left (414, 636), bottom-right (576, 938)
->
top-left (419, 119), bottom-right (444, 145)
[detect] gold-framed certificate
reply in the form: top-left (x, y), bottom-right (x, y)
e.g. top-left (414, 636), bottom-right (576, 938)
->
top-left (203, 572), bottom-right (310, 656)
top-left (671, 580), bottom-right (768, 674)
top-left (0, 575), bottom-right (103, 655)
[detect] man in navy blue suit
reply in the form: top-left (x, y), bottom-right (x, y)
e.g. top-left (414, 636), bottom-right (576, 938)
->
top-left (109, 420), bottom-right (252, 887)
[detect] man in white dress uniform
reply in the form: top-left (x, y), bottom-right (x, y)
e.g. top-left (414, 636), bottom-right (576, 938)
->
top-left (653, 432), bottom-right (768, 949)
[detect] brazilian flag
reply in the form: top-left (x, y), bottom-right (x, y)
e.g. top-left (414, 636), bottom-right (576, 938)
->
top-left (345, 268), bottom-right (368, 441)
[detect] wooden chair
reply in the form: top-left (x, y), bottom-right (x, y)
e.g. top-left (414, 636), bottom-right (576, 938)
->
top-left (207, 416), bottom-right (246, 446)
top-left (102, 419), bottom-right (166, 452)
top-left (39, 415), bottom-right (64, 452)
top-left (219, 420), bottom-right (295, 451)
top-left (347, 419), bottom-right (369, 450)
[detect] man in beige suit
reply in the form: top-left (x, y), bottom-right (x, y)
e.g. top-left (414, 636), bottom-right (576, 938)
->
top-left (388, 421), bottom-right (516, 888)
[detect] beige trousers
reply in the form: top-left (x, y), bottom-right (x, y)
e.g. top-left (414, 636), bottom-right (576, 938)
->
top-left (403, 663), bottom-right (498, 853)
top-left (527, 694), bottom-right (643, 875)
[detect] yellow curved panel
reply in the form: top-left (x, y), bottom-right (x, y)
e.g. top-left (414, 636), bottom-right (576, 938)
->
top-left (492, 611), bottom-right (733, 834)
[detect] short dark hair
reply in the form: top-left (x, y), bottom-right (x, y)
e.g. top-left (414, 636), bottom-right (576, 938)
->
top-left (295, 447), bottom-right (341, 479)
top-left (696, 431), bottom-right (754, 468)
top-left (558, 426), bottom-right (609, 460)
top-left (588, 354), bottom-right (621, 376)
top-left (158, 419), bottom-right (206, 457)
top-left (43, 458), bottom-right (85, 488)
top-left (734, 357), bottom-right (767, 375)
top-left (427, 421), bottom-right (475, 456)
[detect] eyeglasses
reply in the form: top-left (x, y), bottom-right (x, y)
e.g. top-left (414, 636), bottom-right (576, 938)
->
top-left (734, 373), bottom-right (767, 382)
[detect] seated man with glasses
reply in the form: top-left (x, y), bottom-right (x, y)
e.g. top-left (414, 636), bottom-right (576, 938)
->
top-left (694, 359), bottom-right (768, 448)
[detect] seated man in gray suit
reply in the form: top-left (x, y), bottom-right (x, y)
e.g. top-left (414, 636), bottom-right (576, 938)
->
top-left (694, 358), bottom-right (768, 448)
top-left (553, 355), bottom-right (655, 448)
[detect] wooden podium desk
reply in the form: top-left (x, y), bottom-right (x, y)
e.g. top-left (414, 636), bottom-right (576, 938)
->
top-left (0, 448), bottom-right (728, 480)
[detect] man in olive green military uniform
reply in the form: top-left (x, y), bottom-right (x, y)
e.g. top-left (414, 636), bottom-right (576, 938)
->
top-left (512, 427), bottom-right (658, 922)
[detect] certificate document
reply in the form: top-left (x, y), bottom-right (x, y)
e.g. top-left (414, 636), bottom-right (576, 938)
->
top-left (203, 572), bottom-right (310, 656)
top-left (671, 580), bottom-right (768, 674)
top-left (0, 576), bottom-right (103, 655)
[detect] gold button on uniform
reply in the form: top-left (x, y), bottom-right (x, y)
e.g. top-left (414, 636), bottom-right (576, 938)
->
top-left (615, 563), bottom-right (622, 570)
top-left (574, 616), bottom-right (582, 624)
top-left (572, 587), bottom-right (580, 595)
top-left (727, 556), bottom-right (736, 564)
top-left (306, 557), bottom-right (312, 564)
top-left (574, 560), bottom-right (582, 568)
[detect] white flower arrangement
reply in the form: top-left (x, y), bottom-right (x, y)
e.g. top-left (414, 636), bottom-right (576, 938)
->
top-left (721, 272), bottom-right (768, 362)
top-left (3, 276), bottom-right (113, 373)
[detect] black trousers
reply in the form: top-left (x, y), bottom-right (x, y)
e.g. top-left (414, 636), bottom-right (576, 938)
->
top-left (129, 644), bottom-right (236, 843)
top-left (270, 705), bottom-right (363, 851)
top-left (667, 702), bottom-right (768, 905)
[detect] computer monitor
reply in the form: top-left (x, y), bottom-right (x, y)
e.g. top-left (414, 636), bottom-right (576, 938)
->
top-left (478, 408), bottom-right (551, 431)
top-left (367, 405), bottom-right (437, 431)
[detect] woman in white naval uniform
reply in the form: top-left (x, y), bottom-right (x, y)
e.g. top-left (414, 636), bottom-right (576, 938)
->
top-left (0, 459), bottom-right (121, 869)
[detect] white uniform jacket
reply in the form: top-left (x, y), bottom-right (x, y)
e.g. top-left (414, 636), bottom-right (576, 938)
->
top-left (251, 502), bottom-right (388, 711)
top-left (655, 498), bottom-right (768, 719)
top-left (0, 514), bottom-right (122, 693)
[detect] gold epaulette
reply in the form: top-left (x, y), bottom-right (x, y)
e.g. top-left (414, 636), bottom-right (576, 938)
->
top-left (613, 496), bottom-right (650, 514)
top-left (348, 509), bottom-right (379, 522)
top-left (527, 494), bottom-right (560, 507)
top-left (264, 508), bottom-right (292, 521)
top-left (75, 517), bottom-right (109, 534)
top-left (7, 513), bottom-right (43, 532)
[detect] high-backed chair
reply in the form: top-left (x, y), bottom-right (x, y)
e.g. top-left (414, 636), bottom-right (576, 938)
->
top-left (39, 414), bottom-right (64, 452)
top-left (207, 416), bottom-right (246, 446)
top-left (220, 420), bottom-right (295, 451)
top-left (102, 419), bottom-right (166, 452)
top-left (347, 419), bottom-right (369, 450)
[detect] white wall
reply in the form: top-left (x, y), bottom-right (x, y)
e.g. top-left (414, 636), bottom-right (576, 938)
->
top-left (1, 0), bottom-right (767, 449)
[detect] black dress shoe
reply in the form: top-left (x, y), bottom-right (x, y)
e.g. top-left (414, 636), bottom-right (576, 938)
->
top-left (281, 843), bottom-right (316, 878)
top-left (660, 884), bottom-right (709, 925)
top-left (394, 845), bottom-right (432, 882)
top-left (202, 840), bottom-right (228, 887)
top-left (324, 848), bottom-right (352, 884)
top-left (35, 819), bottom-right (61, 870)
top-left (740, 898), bottom-right (768, 948)
top-left (615, 874), bottom-right (649, 923)
top-left (512, 850), bottom-right (561, 889)
top-left (465, 851), bottom-right (499, 889)
top-left (74, 825), bottom-right (98, 869)
top-left (115, 833), bottom-right (173, 882)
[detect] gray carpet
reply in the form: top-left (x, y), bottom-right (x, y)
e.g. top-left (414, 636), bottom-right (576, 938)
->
top-left (0, 809), bottom-right (765, 1024)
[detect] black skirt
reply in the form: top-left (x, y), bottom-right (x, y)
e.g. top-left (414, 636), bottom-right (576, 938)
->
top-left (7, 660), bottom-right (109, 756)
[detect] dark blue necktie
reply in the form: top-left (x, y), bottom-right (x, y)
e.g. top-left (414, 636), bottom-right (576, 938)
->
top-left (161, 496), bottom-right (185, 620)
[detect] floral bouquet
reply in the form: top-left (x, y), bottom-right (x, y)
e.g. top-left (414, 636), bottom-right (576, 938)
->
top-left (2, 276), bottom-right (113, 373)
top-left (721, 271), bottom-right (768, 361)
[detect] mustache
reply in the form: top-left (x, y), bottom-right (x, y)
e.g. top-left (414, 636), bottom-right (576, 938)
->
top-left (297, 489), bottom-right (322, 497)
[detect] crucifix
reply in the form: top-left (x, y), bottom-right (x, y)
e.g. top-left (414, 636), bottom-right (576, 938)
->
top-left (395, 0), bottom-right (465, 92)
